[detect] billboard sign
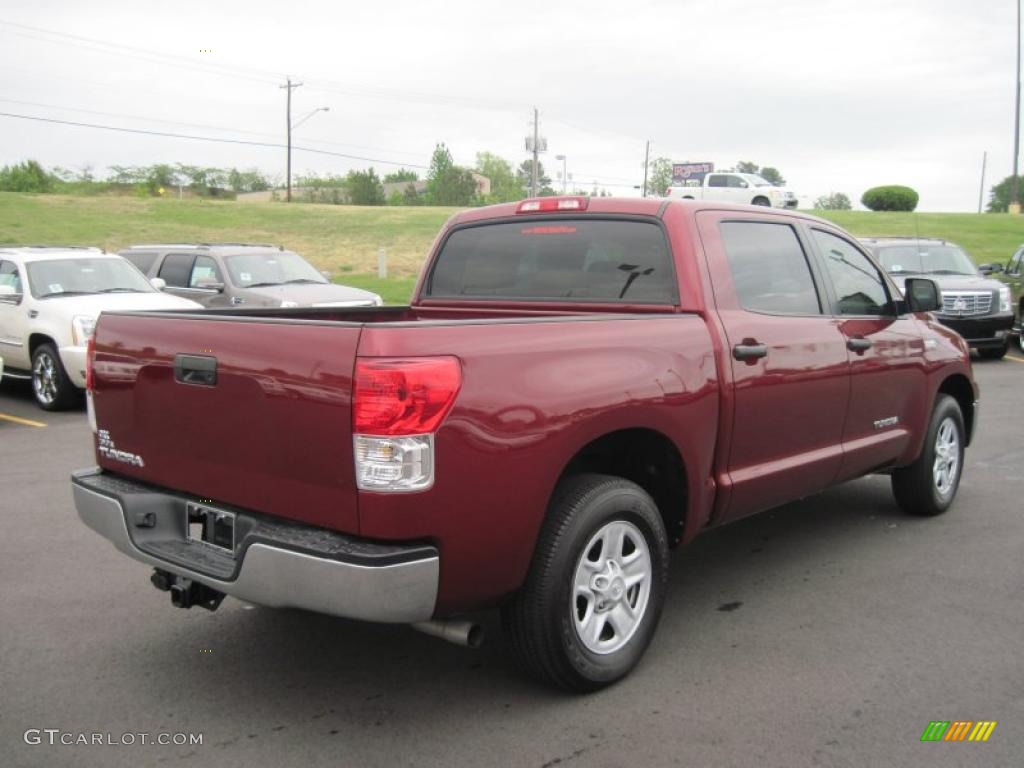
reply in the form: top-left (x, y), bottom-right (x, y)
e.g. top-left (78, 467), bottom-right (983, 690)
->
top-left (672, 162), bottom-right (714, 186)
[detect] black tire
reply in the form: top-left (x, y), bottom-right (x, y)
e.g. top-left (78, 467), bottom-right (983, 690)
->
top-left (891, 395), bottom-right (965, 516)
top-left (501, 474), bottom-right (669, 692)
top-left (977, 340), bottom-right (1008, 360)
top-left (31, 343), bottom-right (80, 411)
top-left (752, 196), bottom-right (771, 206)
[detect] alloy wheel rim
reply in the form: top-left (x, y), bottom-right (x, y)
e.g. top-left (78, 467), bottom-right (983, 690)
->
top-left (32, 352), bottom-right (58, 404)
top-left (932, 417), bottom-right (960, 496)
top-left (572, 519), bottom-right (652, 655)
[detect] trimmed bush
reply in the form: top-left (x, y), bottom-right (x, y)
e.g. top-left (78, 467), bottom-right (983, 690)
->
top-left (861, 185), bottom-right (919, 212)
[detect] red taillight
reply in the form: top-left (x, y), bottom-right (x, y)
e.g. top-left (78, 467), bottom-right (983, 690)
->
top-left (353, 357), bottom-right (462, 436)
top-left (85, 336), bottom-right (96, 392)
top-left (515, 196), bottom-right (589, 214)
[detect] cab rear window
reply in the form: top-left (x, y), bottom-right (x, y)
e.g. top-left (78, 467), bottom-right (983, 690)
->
top-left (426, 219), bottom-right (677, 304)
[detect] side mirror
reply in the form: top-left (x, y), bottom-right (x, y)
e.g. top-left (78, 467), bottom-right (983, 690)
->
top-left (150, 277), bottom-right (167, 290)
top-left (320, 270), bottom-right (333, 280)
top-left (194, 278), bottom-right (225, 293)
top-left (739, 180), bottom-right (749, 188)
top-left (0, 284), bottom-right (22, 304)
top-left (905, 277), bottom-right (941, 313)
top-left (978, 263), bottom-right (1002, 275)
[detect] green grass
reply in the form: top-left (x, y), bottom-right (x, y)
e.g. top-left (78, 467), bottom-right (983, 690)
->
top-left (804, 210), bottom-right (1024, 266)
top-left (0, 192), bottom-right (459, 277)
top-left (332, 274), bottom-right (418, 305)
top-left (1, 194), bottom-right (1022, 307)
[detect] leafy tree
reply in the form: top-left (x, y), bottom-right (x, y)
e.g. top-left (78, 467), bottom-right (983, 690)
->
top-left (0, 160), bottom-right (56, 192)
top-left (345, 168), bottom-right (386, 205)
top-left (227, 168), bottom-right (270, 193)
top-left (516, 159), bottom-right (554, 196)
top-left (760, 167), bottom-right (786, 186)
top-left (645, 156), bottom-right (673, 197)
top-left (986, 175), bottom-right (1024, 212)
top-left (813, 192), bottom-right (852, 210)
top-left (734, 161), bottom-right (786, 185)
top-left (474, 151), bottom-right (523, 203)
top-left (426, 143), bottom-right (477, 205)
top-left (403, 181), bottom-right (423, 205)
top-left (383, 169), bottom-right (418, 183)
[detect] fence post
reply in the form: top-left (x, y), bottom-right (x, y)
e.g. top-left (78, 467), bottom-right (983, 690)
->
top-left (378, 246), bottom-right (387, 279)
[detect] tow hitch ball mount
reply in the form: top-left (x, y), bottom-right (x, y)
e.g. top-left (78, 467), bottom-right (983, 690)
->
top-left (150, 568), bottom-right (225, 611)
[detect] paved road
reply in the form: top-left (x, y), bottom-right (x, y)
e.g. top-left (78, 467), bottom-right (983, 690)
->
top-left (1, 358), bottom-right (1022, 768)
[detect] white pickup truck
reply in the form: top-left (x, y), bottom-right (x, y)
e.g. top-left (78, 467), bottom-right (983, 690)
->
top-left (666, 172), bottom-right (797, 208)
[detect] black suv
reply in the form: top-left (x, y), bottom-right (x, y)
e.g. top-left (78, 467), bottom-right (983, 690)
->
top-left (860, 237), bottom-right (1014, 359)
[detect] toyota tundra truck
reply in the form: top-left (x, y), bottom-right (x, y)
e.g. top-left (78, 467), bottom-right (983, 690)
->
top-left (72, 197), bottom-right (978, 691)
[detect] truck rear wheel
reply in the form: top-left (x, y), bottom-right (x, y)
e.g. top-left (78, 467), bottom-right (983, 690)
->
top-left (752, 196), bottom-right (771, 206)
top-left (891, 395), bottom-right (964, 516)
top-left (501, 474), bottom-right (669, 691)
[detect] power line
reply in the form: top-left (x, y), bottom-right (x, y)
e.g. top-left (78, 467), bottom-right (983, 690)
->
top-left (0, 111), bottom-right (430, 169)
top-left (0, 97), bottom-right (429, 158)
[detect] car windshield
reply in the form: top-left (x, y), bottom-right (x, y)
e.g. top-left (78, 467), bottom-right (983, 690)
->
top-left (742, 174), bottom-right (774, 187)
top-left (26, 257), bottom-right (155, 298)
top-left (223, 251), bottom-right (327, 287)
top-left (876, 245), bottom-right (978, 276)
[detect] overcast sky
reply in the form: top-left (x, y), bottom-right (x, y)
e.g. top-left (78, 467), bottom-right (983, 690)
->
top-left (0, 0), bottom-right (1020, 211)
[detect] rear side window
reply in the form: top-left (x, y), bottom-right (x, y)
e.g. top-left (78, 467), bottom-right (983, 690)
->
top-left (720, 222), bottom-right (821, 315)
top-left (426, 219), bottom-right (677, 304)
top-left (812, 230), bottom-right (891, 316)
top-left (123, 251), bottom-right (158, 275)
top-left (158, 253), bottom-right (195, 287)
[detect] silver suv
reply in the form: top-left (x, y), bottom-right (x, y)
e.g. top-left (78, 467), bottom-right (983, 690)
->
top-left (120, 243), bottom-right (382, 309)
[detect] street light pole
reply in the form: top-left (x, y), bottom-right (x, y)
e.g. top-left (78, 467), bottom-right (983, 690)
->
top-left (555, 154), bottom-right (567, 194)
top-left (1011, 0), bottom-right (1021, 213)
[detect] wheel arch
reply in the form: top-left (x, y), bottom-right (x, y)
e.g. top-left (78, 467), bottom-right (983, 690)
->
top-left (555, 428), bottom-right (688, 547)
top-left (937, 373), bottom-right (975, 446)
top-left (28, 332), bottom-right (57, 358)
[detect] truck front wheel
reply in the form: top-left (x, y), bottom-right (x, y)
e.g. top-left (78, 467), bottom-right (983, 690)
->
top-left (501, 474), bottom-right (669, 691)
top-left (891, 394), bottom-right (964, 516)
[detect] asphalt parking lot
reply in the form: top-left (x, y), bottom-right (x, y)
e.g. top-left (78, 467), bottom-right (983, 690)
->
top-left (1, 356), bottom-right (1022, 768)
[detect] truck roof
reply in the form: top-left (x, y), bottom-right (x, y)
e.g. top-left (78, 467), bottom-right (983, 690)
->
top-left (122, 243), bottom-right (282, 252)
top-left (0, 245), bottom-right (111, 262)
top-left (452, 196), bottom-right (829, 227)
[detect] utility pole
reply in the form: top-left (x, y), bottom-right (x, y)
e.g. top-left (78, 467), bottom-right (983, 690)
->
top-left (978, 151), bottom-right (988, 213)
top-left (1011, 0), bottom-right (1021, 213)
top-left (280, 77), bottom-right (303, 203)
top-left (641, 140), bottom-right (650, 197)
top-left (531, 107), bottom-right (540, 197)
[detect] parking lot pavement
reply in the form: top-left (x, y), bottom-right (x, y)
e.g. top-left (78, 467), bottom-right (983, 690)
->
top-left (1, 359), bottom-right (1022, 768)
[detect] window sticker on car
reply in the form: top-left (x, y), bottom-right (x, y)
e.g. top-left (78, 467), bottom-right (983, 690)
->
top-left (81, 268), bottom-right (95, 273)
top-left (48, 283), bottom-right (63, 293)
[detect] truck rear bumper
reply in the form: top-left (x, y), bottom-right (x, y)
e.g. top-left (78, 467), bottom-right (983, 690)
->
top-left (71, 468), bottom-right (439, 623)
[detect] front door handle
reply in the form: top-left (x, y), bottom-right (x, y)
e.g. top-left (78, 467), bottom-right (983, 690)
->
top-left (733, 342), bottom-right (768, 362)
top-left (847, 337), bottom-right (873, 353)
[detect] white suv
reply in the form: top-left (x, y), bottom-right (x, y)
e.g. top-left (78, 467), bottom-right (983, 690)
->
top-left (0, 246), bottom-right (201, 410)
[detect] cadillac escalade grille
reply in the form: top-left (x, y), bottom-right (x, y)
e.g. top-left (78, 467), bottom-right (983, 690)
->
top-left (940, 291), bottom-right (992, 317)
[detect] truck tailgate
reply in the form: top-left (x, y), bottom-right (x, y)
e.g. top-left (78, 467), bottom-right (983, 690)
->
top-left (91, 313), bottom-right (361, 533)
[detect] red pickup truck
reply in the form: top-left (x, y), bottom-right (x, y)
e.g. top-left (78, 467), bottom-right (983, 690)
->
top-left (73, 197), bottom-right (977, 691)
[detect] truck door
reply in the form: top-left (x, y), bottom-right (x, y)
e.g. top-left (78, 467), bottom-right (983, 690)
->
top-left (0, 259), bottom-right (27, 367)
top-left (806, 228), bottom-right (927, 480)
top-left (697, 212), bottom-right (851, 522)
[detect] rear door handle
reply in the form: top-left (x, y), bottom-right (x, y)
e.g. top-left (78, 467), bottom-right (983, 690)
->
top-left (847, 337), bottom-right (873, 353)
top-left (732, 343), bottom-right (768, 362)
top-left (174, 354), bottom-right (217, 386)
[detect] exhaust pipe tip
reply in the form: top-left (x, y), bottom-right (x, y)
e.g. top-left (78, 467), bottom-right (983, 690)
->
top-left (412, 619), bottom-right (484, 648)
